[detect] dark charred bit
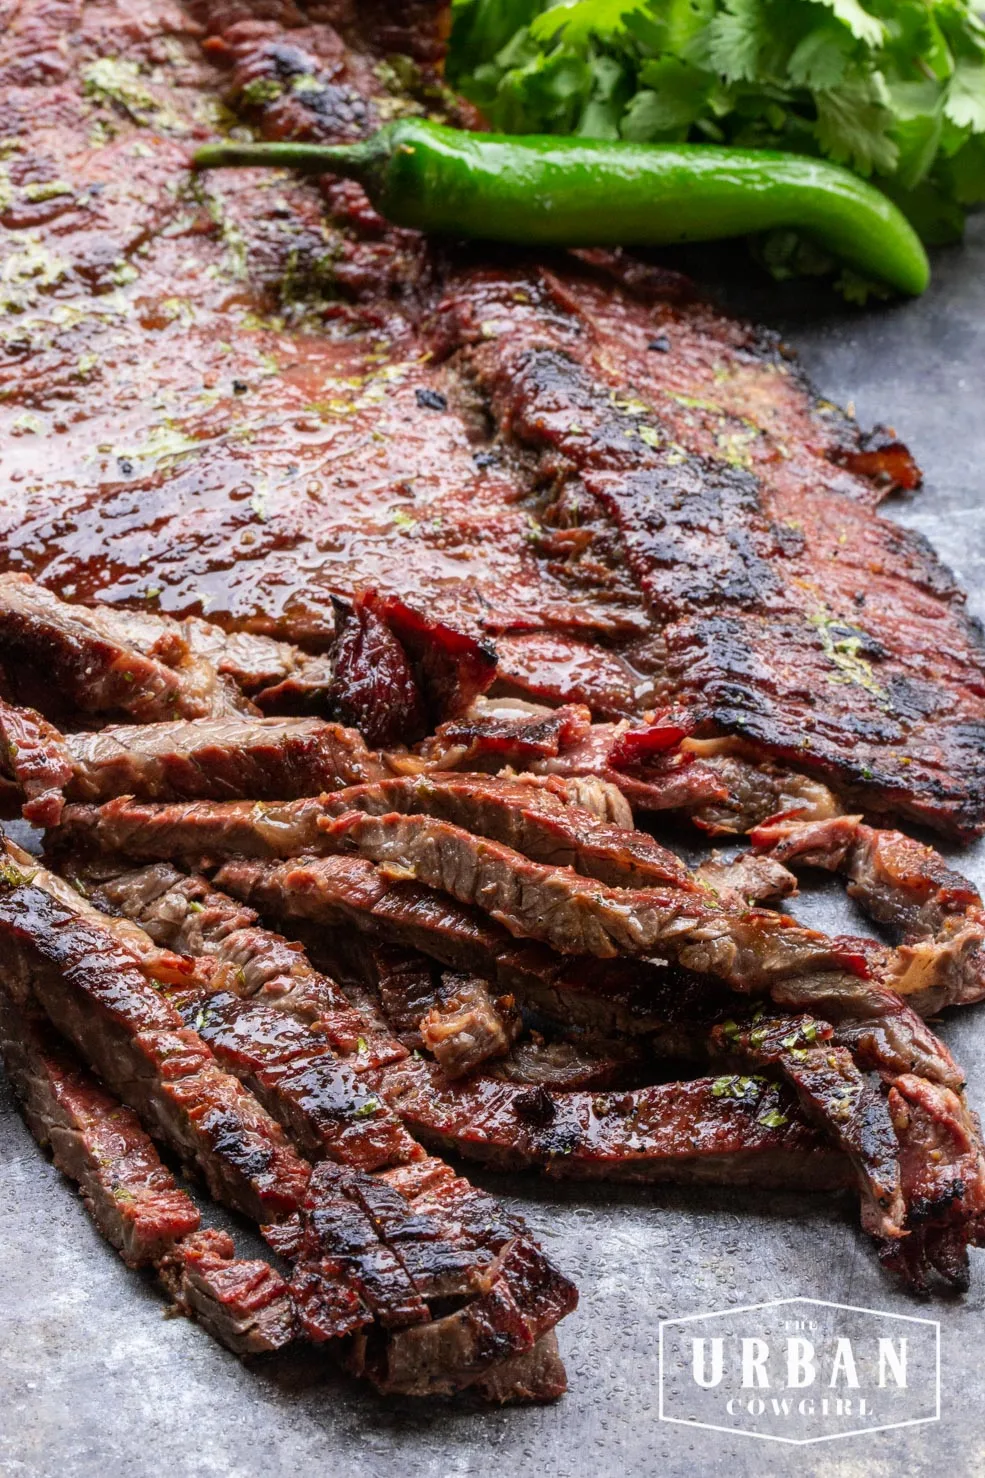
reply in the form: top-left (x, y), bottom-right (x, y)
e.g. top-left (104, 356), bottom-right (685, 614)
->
top-left (369, 592), bottom-right (498, 723)
top-left (513, 1086), bottom-right (557, 1128)
top-left (326, 590), bottom-right (497, 747)
top-left (327, 593), bottom-right (427, 748)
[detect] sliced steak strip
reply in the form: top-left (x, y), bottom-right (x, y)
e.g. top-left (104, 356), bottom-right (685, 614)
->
top-left (63, 716), bottom-right (392, 805)
top-left (211, 855), bottom-right (730, 1043)
top-left (0, 697), bottom-right (75, 826)
top-left (0, 985), bottom-right (297, 1355)
top-left (51, 793), bottom-right (859, 979)
top-left (158, 1229), bottom-right (298, 1356)
top-left (317, 808), bottom-right (863, 980)
top-left (752, 814), bottom-right (985, 1014)
top-left (372, 1056), bottom-right (849, 1189)
top-left (309, 773), bottom-right (696, 890)
top-left (0, 850), bottom-right (310, 1225)
top-left (74, 864), bottom-right (420, 1171)
top-left (709, 1013), bottom-right (904, 1238)
top-left (0, 987), bottom-right (201, 1266)
top-left (77, 859), bottom-right (577, 1380)
top-left (82, 862), bottom-right (379, 1056)
top-left (0, 575), bottom-right (253, 722)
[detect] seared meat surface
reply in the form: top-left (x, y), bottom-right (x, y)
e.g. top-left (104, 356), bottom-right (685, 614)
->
top-left (3, 0), bottom-right (985, 1408)
top-left (1, 0), bottom-right (982, 833)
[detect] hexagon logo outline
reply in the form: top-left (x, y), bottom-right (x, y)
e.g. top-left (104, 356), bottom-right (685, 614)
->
top-left (657, 1296), bottom-right (940, 1446)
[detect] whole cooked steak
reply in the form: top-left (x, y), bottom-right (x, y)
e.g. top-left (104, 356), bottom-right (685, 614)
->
top-left (1, 0), bottom-right (983, 835)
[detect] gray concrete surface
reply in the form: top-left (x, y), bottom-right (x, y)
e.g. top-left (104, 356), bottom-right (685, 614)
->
top-left (2, 218), bottom-right (984, 1478)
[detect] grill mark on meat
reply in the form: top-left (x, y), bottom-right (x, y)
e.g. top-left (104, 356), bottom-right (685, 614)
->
top-left (83, 860), bottom-right (399, 1063)
top-left (752, 815), bottom-right (985, 1014)
top-left (435, 268), bottom-right (985, 836)
top-left (75, 855), bottom-right (579, 1384)
top-left (709, 1012), bottom-right (904, 1238)
top-left (74, 862), bottom-right (422, 1168)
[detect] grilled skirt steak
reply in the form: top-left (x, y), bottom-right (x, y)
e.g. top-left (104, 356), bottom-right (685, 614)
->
top-left (0, 0), bottom-right (983, 833)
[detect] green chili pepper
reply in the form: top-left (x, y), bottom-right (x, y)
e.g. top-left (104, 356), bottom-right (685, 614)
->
top-left (193, 118), bottom-right (930, 297)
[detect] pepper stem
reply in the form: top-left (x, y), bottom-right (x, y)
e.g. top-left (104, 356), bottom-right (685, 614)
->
top-left (191, 139), bottom-right (378, 186)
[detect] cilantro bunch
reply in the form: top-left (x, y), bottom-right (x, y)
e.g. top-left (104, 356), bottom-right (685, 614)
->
top-left (448, 0), bottom-right (985, 273)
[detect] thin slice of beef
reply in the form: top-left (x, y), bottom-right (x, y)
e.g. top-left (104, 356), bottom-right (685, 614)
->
top-left (0, 575), bottom-right (253, 722)
top-left (74, 857), bottom-right (579, 1384)
top-left (709, 1012), bottom-right (904, 1239)
top-left (310, 773), bottom-right (697, 890)
top-left (61, 716), bottom-right (392, 805)
top-left (0, 696), bottom-right (75, 826)
top-left (73, 863), bottom-right (421, 1169)
top-left (158, 1228), bottom-right (299, 1356)
top-left (372, 1056), bottom-right (849, 1188)
top-left (0, 848), bottom-right (310, 1225)
top-left (0, 984), bottom-right (297, 1354)
top-left (211, 855), bottom-right (732, 1043)
top-left (50, 787), bottom-right (849, 976)
top-left (0, 987), bottom-right (201, 1265)
top-left (83, 861), bottom-right (399, 1064)
top-left (752, 814), bottom-right (985, 1014)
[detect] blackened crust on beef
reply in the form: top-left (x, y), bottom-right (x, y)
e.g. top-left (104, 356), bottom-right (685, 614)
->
top-left (435, 268), bottom-right (985, 837)
top-left (75, 855), bottom-right (579, 1387)
top-left (0, 984), bottom-right (299, 1354)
